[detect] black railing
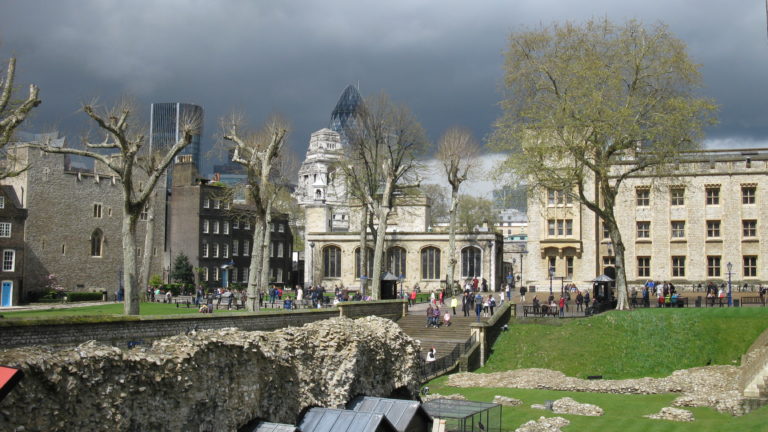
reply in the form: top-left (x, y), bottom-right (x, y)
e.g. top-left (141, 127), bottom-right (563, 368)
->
top-left (420, 334), bottom-right (478, 381)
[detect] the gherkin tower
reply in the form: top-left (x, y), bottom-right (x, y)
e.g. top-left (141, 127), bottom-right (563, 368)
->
top-left (328, 84), bottom-right (363, 145)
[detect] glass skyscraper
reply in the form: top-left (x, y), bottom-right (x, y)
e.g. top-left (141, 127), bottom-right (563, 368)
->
top-left (328, 85), bottom-right (363, 145)
top-left (149, 102), bottom-right (204, 177)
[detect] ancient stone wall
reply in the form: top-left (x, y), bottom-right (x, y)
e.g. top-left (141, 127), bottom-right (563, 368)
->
top-left (0, 316), bottom-right (422, 432)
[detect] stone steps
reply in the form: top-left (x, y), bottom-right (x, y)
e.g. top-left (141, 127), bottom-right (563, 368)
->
top-left (396, 309), bottom-right (478, 360)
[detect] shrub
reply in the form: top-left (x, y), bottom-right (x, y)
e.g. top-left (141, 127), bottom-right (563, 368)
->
top-left (67, 292), bottom-right (103, 302)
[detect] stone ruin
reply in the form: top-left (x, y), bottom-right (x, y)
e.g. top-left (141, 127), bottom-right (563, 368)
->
top-left (0, 316), bottom-right (422, 432)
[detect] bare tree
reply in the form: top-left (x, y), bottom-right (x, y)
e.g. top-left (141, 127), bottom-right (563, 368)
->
top-left (341, 93), bottom-right (429, 299)
top-left (436, 127), bottom-right (480, 293)
top-left (222, 115), bottom-right (288, 310)
top-left (1, 56), bottom-right (41, 178)
top-left (35, 100), bottom-right (198, 315)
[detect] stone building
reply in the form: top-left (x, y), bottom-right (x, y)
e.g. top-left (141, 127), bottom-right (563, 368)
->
top-left (0, 186), bottom-right (27, 305)
top-left (526, 148), bottom-right (768, 289)
top-left (169, 156), bottom-right (293, 289)
top-left (1, 139), bottom-right (165, 300)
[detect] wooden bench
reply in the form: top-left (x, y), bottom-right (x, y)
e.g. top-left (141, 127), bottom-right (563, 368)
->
top-left (216, 297), bottom-right (245, 310)
top-left (522, 305), bottom-right (558, 317)
top-left (704, 296), bottom-right (727, 307)
top-left (174, 296), bottom-right (195, 308)
top-left (741, 296), bottom-right (765, 306)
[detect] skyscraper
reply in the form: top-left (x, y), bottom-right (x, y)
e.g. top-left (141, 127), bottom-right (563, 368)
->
top-left (328, 85), bottom-right (363, 145)
top-left (149, 103), bottom-right (204, 176)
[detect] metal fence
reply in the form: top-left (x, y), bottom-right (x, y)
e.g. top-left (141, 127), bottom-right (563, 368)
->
top-left (420, 334), bottom-right (478, 381)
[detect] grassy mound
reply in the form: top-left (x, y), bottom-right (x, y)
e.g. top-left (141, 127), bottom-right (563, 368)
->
top-left (483, 307), bottom-right (768, 379)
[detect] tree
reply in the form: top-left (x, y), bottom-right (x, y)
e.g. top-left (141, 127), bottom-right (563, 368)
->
top-left (456, 195), bottom-right (495, 232)
top-left (1, 56), bottom-right (41, 179)
top-left (222, 115), bottom-right (288, 310)
top-left (493, 19), bottom-right (716, 310)
top-left (340, 93), bottom-right (429, 299)
top-left (420, 184), bottom-right (449, 222)
top-left (35, 100), bottom-right (198, 315)
top-left (436, 127), bottom-right (481, 292)
top-left (171, 253), bottom-right (195, 285)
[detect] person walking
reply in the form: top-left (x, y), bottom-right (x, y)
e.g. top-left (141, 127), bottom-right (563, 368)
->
top-left (489, 295), bottom-right (496, 316)
top-left (462, 292), bottom-right (471, 317)
top-left (450, 296), bottom-right (458, 315)
top-left (474, 292), bottom-right (483, 322)
top-left (519, 285), bottom-right (527, 303)
top-left (559, 296), bottom-right (565, 318)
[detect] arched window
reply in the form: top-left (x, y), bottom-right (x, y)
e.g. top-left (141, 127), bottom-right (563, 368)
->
top-left (90, 229), bottom-right (103, 257)
top-left (323, 245), bottom-right (341, 278)
top-left (387, 247), bottom-right (407, 278)
top-left (421, 247), bottom-right (441, 280)
top-left (461, 246), bottom-right (482, 278)
top-left (355, 247), bottom-right (374, 279)
top-left (315, 189), bottom-right (322, 199)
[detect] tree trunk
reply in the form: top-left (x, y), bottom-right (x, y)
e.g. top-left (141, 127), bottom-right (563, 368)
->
top-left (358, 204), bottom-right (369, 297)
top-left (139, 190), bottom-right (157, 297)
top-left (260, 200), bottom-right (273, 293)
top-left (446, 187), bottom-right (460, 295)
top-left (610, 227), bottom-right (630, 310)
top-left (247, 213), bottom-right (265, 311)
top-left (122, 212), bottom-right (140, 315)
top-left (370, 178), bottom-right (394, 300)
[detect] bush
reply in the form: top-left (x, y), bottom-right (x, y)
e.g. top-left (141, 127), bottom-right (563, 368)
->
top-left (67, 292), bottom-right (103, 302)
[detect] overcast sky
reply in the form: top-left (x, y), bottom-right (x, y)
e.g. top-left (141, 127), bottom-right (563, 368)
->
top-left (2, 0), bottom-right (768, 193)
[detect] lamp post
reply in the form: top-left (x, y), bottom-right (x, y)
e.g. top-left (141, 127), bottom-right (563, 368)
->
top-left (549, 267), bottom-right (554, 297)
top-left (309, 242), bottom-right (315, 286)
top-left (360, 275), bottom-right (368, 298)
top-left (399, 274), bottom-right (404, 299)
top-left (727, 261), bottom-right (733, 307)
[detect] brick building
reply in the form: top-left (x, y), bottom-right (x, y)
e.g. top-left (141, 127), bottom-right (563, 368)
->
top-left (0, 186), bottom-right (27, 305)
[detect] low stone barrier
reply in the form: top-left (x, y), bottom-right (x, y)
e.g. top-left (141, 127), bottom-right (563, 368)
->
top-left (0, 300), bottom-right (406, 349)
top-left (0, 316), bottom-right (421, 432)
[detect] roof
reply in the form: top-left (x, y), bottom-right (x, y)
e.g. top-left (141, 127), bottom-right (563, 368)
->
top-left (421, 398), bottom-right (500, 420)
top-left (349, 397), bottom-right (431, 432)
top-left (244, 422), bottom-right (297, 432)
top-left (298, 407), bottom-right (397, 432)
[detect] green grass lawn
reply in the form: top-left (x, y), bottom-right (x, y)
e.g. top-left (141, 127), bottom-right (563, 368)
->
top-left (483, 307), bottom-right (768, 379)
top-left (425, 376), bottom-right (768, 432)
top-left (0, 302), bottom-right (250, 318)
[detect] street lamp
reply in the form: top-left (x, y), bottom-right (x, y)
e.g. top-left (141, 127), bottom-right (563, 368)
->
top-left (727, 261), bottom-right (734, 307)
top-left (309, 242), bottom-right (315, 286)
top-left (549, 267), bottom-right (555, 297)
top-left (399, 274), bottom-right (405, 299)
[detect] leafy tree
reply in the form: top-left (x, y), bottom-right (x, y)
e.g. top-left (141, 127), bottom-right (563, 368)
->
top-left (171, 253), bottom-right (195, 285)
top-left (456, 195), bottom-right (496, 232)
top-left (492, 19), bottom-right (716, 309)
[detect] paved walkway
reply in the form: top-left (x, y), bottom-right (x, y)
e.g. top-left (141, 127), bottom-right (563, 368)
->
top-left (0, 301), bottom-right (109, 312)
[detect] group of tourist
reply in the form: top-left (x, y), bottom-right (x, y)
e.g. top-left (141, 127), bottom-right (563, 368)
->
top-left (196, 287), bottom-right (248, 313)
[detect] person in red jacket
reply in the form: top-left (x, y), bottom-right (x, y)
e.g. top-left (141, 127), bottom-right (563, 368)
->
top-left (559, 296), bottom-right (566, 318)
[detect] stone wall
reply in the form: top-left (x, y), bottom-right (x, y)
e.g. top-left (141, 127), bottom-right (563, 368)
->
top-left (0, 300), bottom-right (405, 349)
top-left (0, 316), bottom-right (422, 432)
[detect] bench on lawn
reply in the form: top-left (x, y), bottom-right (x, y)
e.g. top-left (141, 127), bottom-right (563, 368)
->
top-left (741, 296), bottom-right (765, 306)
top-left (174, 296), bottom-right (195, 308)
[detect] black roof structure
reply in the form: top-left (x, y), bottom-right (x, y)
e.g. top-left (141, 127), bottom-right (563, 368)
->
top-left (298, 407), bottom-right (397, 432)
top-left (349, 396), bottom-right (432, 432)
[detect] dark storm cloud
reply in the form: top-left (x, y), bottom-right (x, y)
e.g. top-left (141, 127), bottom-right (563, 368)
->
top-left (2, 0), bottom-right (768, 175)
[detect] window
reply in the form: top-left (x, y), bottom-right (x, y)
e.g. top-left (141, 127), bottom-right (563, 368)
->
top-left (90, 229), bottom-right (103, 257)
top-left (671, 221), bottom-right (685, 238)
top-left (244, 221), bottom-right (251, 230)
top-left (278, 223), bottom-right (285, 233)
top-left (222, 244), bottom-right (229, 258)
top-left (203, 220), bottom-right (209, 234)
top-left (547, 189), bottom-right (571, 206)
top-left (602, 256), bottom-right (615, 267)
top-left (202, 243), bottom-right (209, 258)
top-left (270, 223), bottom-right (275, 232)
top-left (636, 221), bottom-right (650, 239)
top-left (548, 219), bottom-right (573, 237)
top-left (742, 186), bottom-right (756, 204)
top-left (670, 188), bottom-right (685, 206)
top-left (637, 257), bottom-right (651, 278)
top-left (214, 199), bottom-right (220, 209)
top-left (93, 203), bottom-right (102, 218)
top-left (744, 256), bottom-right (757, 277)
top-left (565, 220), bottom-right (573, 236)
top-left (232, 268), bottom-right (238, 282)
top-left (276, 268), bottom-right (283, 283)
top-left (243, 267), bottom-right (249, 283)
top-left (277, 242), bottom-right (284, 258)
top-left (557, 220), bottom-right (564, 236)
top-left (603, 222), bottom-right (610, 239)
top-left (387, 247), bottom-right (407, 278)
top-left (0, 196), bottom-right (4, 208)
top-left (139, 205), bottom-right (148, 221)
top-left (705, 186), bottom-right (720, 205)
top-left (547, 220), bottom-right (555, 236)
top-left (203, 198), bottom-right (210, 208)
top-left (461, 247), bottom-right (482, 278)
top-left (244, 240), bottom-right (250, 256)
top-left (743, 220), bottom-right (757, 237)
top-left (421, 247), bottom-right (441, 280)
top-left (323, 246), bottom-right (342, 278)
top-left (707, 256), bottom-right (721, 277)
top-left (354, 247), bottom-right (374, 279)
top-left (212, 243), bottom-right (219, 258)
top-left (2, 250), bottom-right (14, 272)
top-left (223, 221), bottom-right (229, 235)
top-left (233, 220), bottom-right (239, 229)
top-left (636, 188), bottom-right (650, 206)
top-left (232, 240), bottom-right (239, 256)
top-left (566, 256), bottom-right (574, 279)
top-left (213, 266), bottom-right (219, 281)
top-left (706, 220), bottom-right (721, 238)
top-left (213, 221), bottom-right (220, 234)
top-left (224, 200), bottom-right (230, 210)
top-left (0, 223), bottom-right (11, 238)
top-left (202, 267), bottom-right (209, 281)
top-left (547, 189), bottom-right (555, 206)
top-left (672, 256), bottom-right (686, 277)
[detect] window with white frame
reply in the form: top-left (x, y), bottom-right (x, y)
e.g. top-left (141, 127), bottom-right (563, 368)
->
top-left (278, 223), bottom-right (285, 233)
top-left (233, 220), bottom-right (239, 229)
top-left (244, 221), bottom-right (251, 230)
top-left (243, 240), bottom-right (250, 256)
top-left (670, 187), bottom-right (685, 206)
top-left (0, 196), bottom-right (4, 208)
top-left (0, 222), bottom-right (11, 238)
top-left (213, 221), bottom-right (220, 234)
top-left (276, 268), bottom-right (283, 282)
top-left (212, 243), bottom-right (219, 258)
top-left (742, 186), bottom-right (756, 204)
top-left (223, 221), bottom-right (230, 235)
top-left (705, 186), bottom-right (720, 205)
top-left (223, 243), bottom-right (229, 258)
top-left (232, 240), bottom-right (239, 256)
top-left (203, 220), bottom-right (209, 233)
top-left (202, 243), bottom-right (209, 258)
top-left (243, 267), bottom-right (249, 283)
top-left (232, 267), bottom-right (238, 282)
top-left (2, 250), bottom-right (14, 272)
top-left (636, 188), bottom-right (650, 206)
top-left (203, 198), bottom-right (210, 208)
top-left (213, 266), bottom-right (219, 281)
top-left (636, 221), bottom-right (650, 239)
top-left (202, 267), bottom-right (209, 281)
top-left (277, 242), bottom-right (284, 257)
top-left (214, 199), bottom-right (220, 209)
